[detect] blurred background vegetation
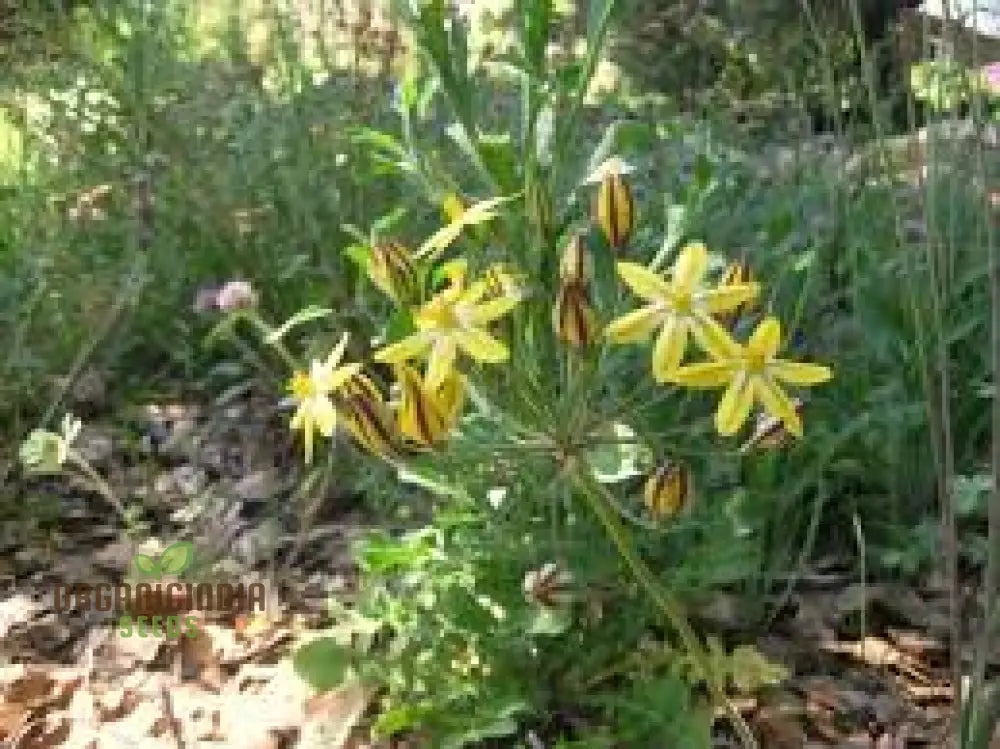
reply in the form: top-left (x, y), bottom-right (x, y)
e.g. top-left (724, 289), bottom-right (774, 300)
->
top-left (4, 0), bottom-right (1000, 743)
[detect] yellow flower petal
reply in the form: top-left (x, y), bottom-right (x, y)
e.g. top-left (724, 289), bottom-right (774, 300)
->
top-left (470, 295), bottom-right (519, 325)
top-left (461, 279), bottom-right (490, 305)
top-left (753, 376), bottom-right (803, 437)
top-left (425, 337), bottom-right (458, 390)
top-left (700, 283), bottom-right (761, 313)
top-left (690, 314), bottom-right (741, 359)
top-left (671, 242), bottom-right (708, 294)
top-left (652, 316), bottom-right (688, 382)
top-left (327, 362), bottom-right (364, 392)
top-left (323, 332), bottom-right (350, 371)
top-left (748, 317), bottom-right (782, 359)
top-left (605, 305), bottom-right (662, 343)
top-left (374, 333), bottom-right (432, 364)
top-left (312, 396), bottom-right (339, 437)
top-left (455, 328), bottom-right (509, 364)
top-left (769, 360), bottom-right (833, 386)
top-left (667, 361), bottom-right (737, 387)
top-left (715, 372), bottom-right (754, 436)
top-left (616, 262), bottom-right (671, 301)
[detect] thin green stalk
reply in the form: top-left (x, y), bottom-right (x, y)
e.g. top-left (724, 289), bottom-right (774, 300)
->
top-left (571, 466), bottom-right (759, 749)
top-left (66, 449), bottom-right (128, 522)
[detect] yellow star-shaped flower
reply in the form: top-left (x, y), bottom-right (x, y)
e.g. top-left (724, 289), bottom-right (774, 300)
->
top-left (605, 242), bottom-right (759, 381)
top-left (288, 332), bottom-right (362, 463)
top-left (374, 266), bottom-right (519, 389)
top-left (668, 317), bottom-right (832, 437)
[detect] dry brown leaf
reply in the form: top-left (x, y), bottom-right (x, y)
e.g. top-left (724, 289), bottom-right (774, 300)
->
top-left (300, 682), bottom-right (372, 749)
top-left (751, 703), bottom-right (807, 749)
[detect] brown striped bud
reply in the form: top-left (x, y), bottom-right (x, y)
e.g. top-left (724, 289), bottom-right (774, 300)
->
top-left (523, 563), bottom-right (573, 608)
top-left (395, 364), bottom-right (466, 448)
top-left (643, 459), bottom-right (694, 521)
top-left (553, 280), bottom-right (597, 349)
top-left (340, 372), bottom-right (397, 458)
top-left (594, 169), bottom-right (635, 249)
top-left (367, 242), bottom-right (418, 306)
top-left (558, 233), bottom-right (590, 284)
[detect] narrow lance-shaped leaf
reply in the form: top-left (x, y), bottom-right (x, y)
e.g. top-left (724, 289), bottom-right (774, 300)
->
top-left (264, 307), bottom-right (334, 344)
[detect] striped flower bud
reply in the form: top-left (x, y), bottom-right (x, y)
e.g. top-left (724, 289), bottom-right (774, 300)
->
top-left (367, 242), bottom-right (418, 306)
top-left (643, 459), bottom-right (693, 521)
top-left (523, 563), bottom-right (574, 608)
top-left (594, 167), bottom-right (635, 249)
top-left (558, 233), bottom-right (590, 284)
top-left (339, 372), bottom-right (397, 458)
top-left (553, 280), bottom-right (597, 349)
top-left (395, 364), bottom-right (466, 448)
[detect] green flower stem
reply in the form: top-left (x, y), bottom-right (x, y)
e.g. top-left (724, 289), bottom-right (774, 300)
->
top-left (245, 312), bottom-right (301, 372)
top-left (66, 449), bottom-right (128, 521)
top-left (571, 467), bottom-right (759, 749)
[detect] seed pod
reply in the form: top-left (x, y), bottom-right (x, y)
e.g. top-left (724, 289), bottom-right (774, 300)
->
top-left (523, 563), bottom-right (573, 608)
top-left (558, 233), bottom-right (590, 284)
top-left (739, 398), bottom-right (804, 454)
top-left (553, 280), bottom-right (597, 348)
top-left (643, 460), bottom-right (693, 521)
top-left (368, 242), bottom-right (418, 306)
top-left (594, 170), bottom-right (635, 249)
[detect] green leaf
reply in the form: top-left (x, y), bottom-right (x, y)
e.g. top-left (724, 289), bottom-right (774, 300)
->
top-left (292, 638), bottom-right (353, 693)
top-left (343, 243), bottom-right (372, 272)
top-left (440, 700), bottom-right (529, 749)
top-left (384, 308), bottom-right (416, 344)
top-left (349, 126), bottom-right (408, 159)
top-left (133, 553), bottom-right (159, 577)
top-left (527, 605), bottom-right (572, 636)
top-left (356, 529), bottom-right (436, 574)
top-left (372, 206), bottom-right (409, 239)
top-left (372, 702), bottom-right (430, 738)
top-left (574, 0), bottom-right (617, 105)
top-left (158, 541), bottom-right (194, 575)
top-left (586, 422), bottom-right (649, 483)
top-left (264, 306), bottom-right (333, 344)
top-left (728, 645), bottom-right (789, 692)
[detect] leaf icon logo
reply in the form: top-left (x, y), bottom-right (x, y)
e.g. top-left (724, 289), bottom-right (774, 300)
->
top-left (133, 541), bottom-right (195, 580)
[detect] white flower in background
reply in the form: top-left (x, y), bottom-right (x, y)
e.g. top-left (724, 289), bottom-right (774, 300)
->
top-left (20, 413), bottom-right (81, 474)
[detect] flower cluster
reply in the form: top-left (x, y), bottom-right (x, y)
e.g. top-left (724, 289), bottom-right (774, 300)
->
top-left (605, 241), bottom-right (831, 438)
top-left (271, 158), bottom-right (831, 465)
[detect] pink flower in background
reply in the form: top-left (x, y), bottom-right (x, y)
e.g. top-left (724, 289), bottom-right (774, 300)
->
top-left (193, 281), bottom-right (257, 312)
top-left (984, 62), bottom-right (1000, 92)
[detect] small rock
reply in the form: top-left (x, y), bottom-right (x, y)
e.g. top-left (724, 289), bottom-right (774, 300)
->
top-left (232, 470), bottom-right (279, 502)
top-left (154, 465), bottom-right (207, 499)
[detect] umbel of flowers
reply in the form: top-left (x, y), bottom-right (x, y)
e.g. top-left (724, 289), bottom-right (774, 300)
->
top-left (281, 158), bottom-right (832, 469)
